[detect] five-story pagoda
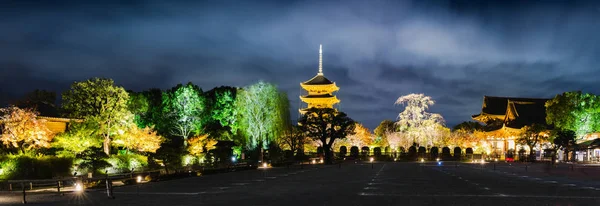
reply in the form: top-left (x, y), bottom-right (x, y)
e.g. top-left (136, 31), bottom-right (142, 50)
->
top-left (300, 45), bottom-right (340, 114)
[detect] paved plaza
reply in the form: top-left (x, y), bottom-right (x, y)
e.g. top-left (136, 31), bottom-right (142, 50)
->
top-left (2, 162), bottom-right (600, 205)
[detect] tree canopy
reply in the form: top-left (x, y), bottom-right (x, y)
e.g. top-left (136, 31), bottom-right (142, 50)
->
top-left (235, 81), bottom-right (288, 150)
top-left (394, 93), bottom-right (446, 147)
top-left (298, 108), bottom-right (355, 164)
top-left (0, 107), bottom-right (53, 153)
top-left (162, 83), bottom-right (206, 146)
top-left (546, 91), bottom-right (600, 139)
top-left (62, 78), bottom-right (130, 155)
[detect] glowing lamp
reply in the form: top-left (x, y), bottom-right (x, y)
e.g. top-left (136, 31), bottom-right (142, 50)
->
top-left (420, 158), bottom-right (424, 163)
top-left (136, 175), bottom-right (142, 183)
top-left (370, 157), bottom-right (374, 162)
top-left (231, 156), bottom-right (236, 162)
top-left (263, 163), bottom-right (268, 168)
top-left (312, 159), bottom-right (316, 164)
top-left (319, 159), bottom-right (324, 164)
top-left (436, 158), bottom-right (440, 162)
top-left (74, 183), bottom-right (83, 192)
top-left (494, 158), bottom-right (498, 162)
top-left (438, 161), bottom-right (442, 166)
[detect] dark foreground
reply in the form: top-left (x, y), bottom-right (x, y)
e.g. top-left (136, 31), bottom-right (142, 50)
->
top-left (2, 162), bottom-right (600, 205)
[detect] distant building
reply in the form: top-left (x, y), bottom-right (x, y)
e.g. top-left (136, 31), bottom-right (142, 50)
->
top-left (472, 96), bottom-right (550, 159)
top-left (299, 44), bottom-right (340, 114)
top-left (38, 116), bottom-right (82, 134)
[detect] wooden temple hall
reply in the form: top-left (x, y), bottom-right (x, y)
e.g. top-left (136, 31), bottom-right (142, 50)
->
top-left (471, 96), bottom-right (550, 159)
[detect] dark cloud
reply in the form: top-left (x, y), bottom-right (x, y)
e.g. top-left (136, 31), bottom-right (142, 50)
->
top-left (2, 0), bottom-right (600, 129)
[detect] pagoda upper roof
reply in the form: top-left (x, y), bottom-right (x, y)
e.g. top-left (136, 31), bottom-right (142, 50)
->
top-left (302, 94), bottom-right (335, 98)
top-left (302, 74), bottom-right (334, 85)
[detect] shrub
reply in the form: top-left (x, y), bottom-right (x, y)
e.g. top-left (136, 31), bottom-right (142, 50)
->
top-left (350, 146), bottom-right (359, 158)
top-left (466, 148), bottom-right (474, 154)
top-left (317, 147), bottom-right (323, 156)
top-left (0, 154), bottom-right (73, 180)
top-left (106, 154), bottom-right (148, 174)
top-left (453, 147), bottom-right (462, 160)
top-left (408, 146), bottom-right (417, 158)
top-left (430, 147), bottom-right (439, 159)
top-left (441, 147), bottom-right (451, 159)
top-left (374, 147), bottom-right (382, 157)
top-left (339, 146), bottom-right (347, 157)
top-left (361, 146), bottom-right (370, 157)
top-left (418, 147), bottom-right (426, 156)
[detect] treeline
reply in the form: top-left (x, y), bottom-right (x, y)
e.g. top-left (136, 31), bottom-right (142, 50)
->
top-left (0, 78), bottom-right (291, 178)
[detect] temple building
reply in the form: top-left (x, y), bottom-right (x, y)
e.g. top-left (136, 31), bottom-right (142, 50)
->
top-left (299, 45), bottom-right (340, 114)
top-left (471, 96), bottom-right (550, 159)
top-left (38, 116), bottom-right (82, 134)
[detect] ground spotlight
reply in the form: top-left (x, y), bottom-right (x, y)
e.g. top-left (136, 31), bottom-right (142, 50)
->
top-left (438, 161), bottom-right (442, 166)
top-left (263, 163), bottom-right (268, 168)
top-left (311, 159), bottom-right (316, 164)
top-left (420, 158), bottom-right (424, 163)
top-left (136, 175), bottom-right (142, 183)
top-left (74, 182), bottom-right (83, 192)
top-left (370, 157), bottom-right (374, 162)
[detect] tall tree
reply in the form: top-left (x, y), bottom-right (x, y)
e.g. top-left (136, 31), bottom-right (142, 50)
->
top-left (276, 125), bottom-right (305, 155)
top-left (374, 120), bottom-right (395, 139)
top-left (62, 78), bottom-right (130, 155)
top-left (113, 122), bottom-right (164, 154)
top-left (127, 91), bottom-right (151, 128)
top-left (517, 124), bottom-right (549, 161)
top-left (0, 106), bottom-right (53, 153)
top-left (550, 129), bottom-right (576, 162)
top-left (546, 91), bottom-right (600, 139)
top-left (298, 108), bottom-right (355, 164)
top-left (204, 86), bottom-right (238, 141)
top-left (235, 81), bottom-right (286, 150)
top-left (162, 83), bottom-right (205, 146)
top-left (394, 93), bottom-right (445, 147)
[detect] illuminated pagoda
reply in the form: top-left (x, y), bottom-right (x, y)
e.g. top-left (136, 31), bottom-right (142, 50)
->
top-left (299, 44), bottom-right (340, 114)
top-left (471, 96), bottom-right (550, 158)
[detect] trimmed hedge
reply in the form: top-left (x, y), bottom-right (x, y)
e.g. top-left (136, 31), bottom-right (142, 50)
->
top-left (0, 155), bottom-right (73, 180)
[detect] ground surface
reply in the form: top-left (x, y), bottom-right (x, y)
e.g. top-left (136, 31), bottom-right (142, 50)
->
top-left (2, 162), bottom-right (600, 205)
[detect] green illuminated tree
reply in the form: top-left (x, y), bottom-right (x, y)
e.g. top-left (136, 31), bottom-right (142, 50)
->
top-left (374, 119), bottom-right (395, 143)
top-left (127, 91), bottom-right (150, 128)
top-left (204, 87), bottom-right (237, 141)
top-left (62, 78), bottom-right (130, 155)
top-left (52, 120), bottom-right (102, 156)
top-left (546, 91), bottom-right (600, 139)
top-left (394, 93), bottom-right (445, 147)
top-left (235, 81), bottom-right (286, 150)
top-left (162, 83), bottom-right (205, 146)
top-left (298, 108), bottom-right (356, 164)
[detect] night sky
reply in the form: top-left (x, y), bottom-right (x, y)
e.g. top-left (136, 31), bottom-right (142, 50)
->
top-left (1, 0), bottom-right (600, 129)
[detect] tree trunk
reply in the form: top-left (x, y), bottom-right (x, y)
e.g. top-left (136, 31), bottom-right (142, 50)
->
top-left (528, 145), bottom-right (535, 162)
top-left (103, 136), bottom-right (111, 155)
top-left (323, 144), bottom-right (333, 164)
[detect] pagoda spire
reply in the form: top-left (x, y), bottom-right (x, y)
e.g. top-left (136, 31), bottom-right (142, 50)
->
top-left (318, 44), bottom-right (323, 75)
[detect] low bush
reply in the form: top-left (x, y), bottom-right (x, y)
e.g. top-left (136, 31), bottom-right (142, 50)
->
top-left (106, 153), bottom-right (148, 173)
top-left (350, 146), bottom-right (359, 158)
top-left (374, 147), bottom-right (382, 157)
top-left (339, 146), bottom-right (347, 157)
top-left (430, 147), bottom-right (439, 159)
top-left (0, 154), bottom-right (73, 180)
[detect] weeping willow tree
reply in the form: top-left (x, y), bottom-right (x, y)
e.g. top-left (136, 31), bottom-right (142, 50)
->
top-left (235, 81), bottom-right (289, 152)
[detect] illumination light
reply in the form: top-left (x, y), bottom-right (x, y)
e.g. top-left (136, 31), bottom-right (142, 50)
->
top-left (263, 163), bottom-right (268, 168)
top-left (369, 157), bottom-right (374, 162)
top-left (319, 159), bottom-right (324, 164)
top-left (438, 161), bottom-right (442, 166)
top-left (75, 183), bottom-right (83, 192)
top-left (311, 159), bottom-right (316, 164)
top-left (494, 158), bottom-right (498, 162)
top-left (436, 158), bottom-right (440, 162)
top-left (136, 175), bottom-right (142, 183)
top-left (420, 158), bottom-right (424, 163)
top-left (231, 156), bottom-right (236, 162)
